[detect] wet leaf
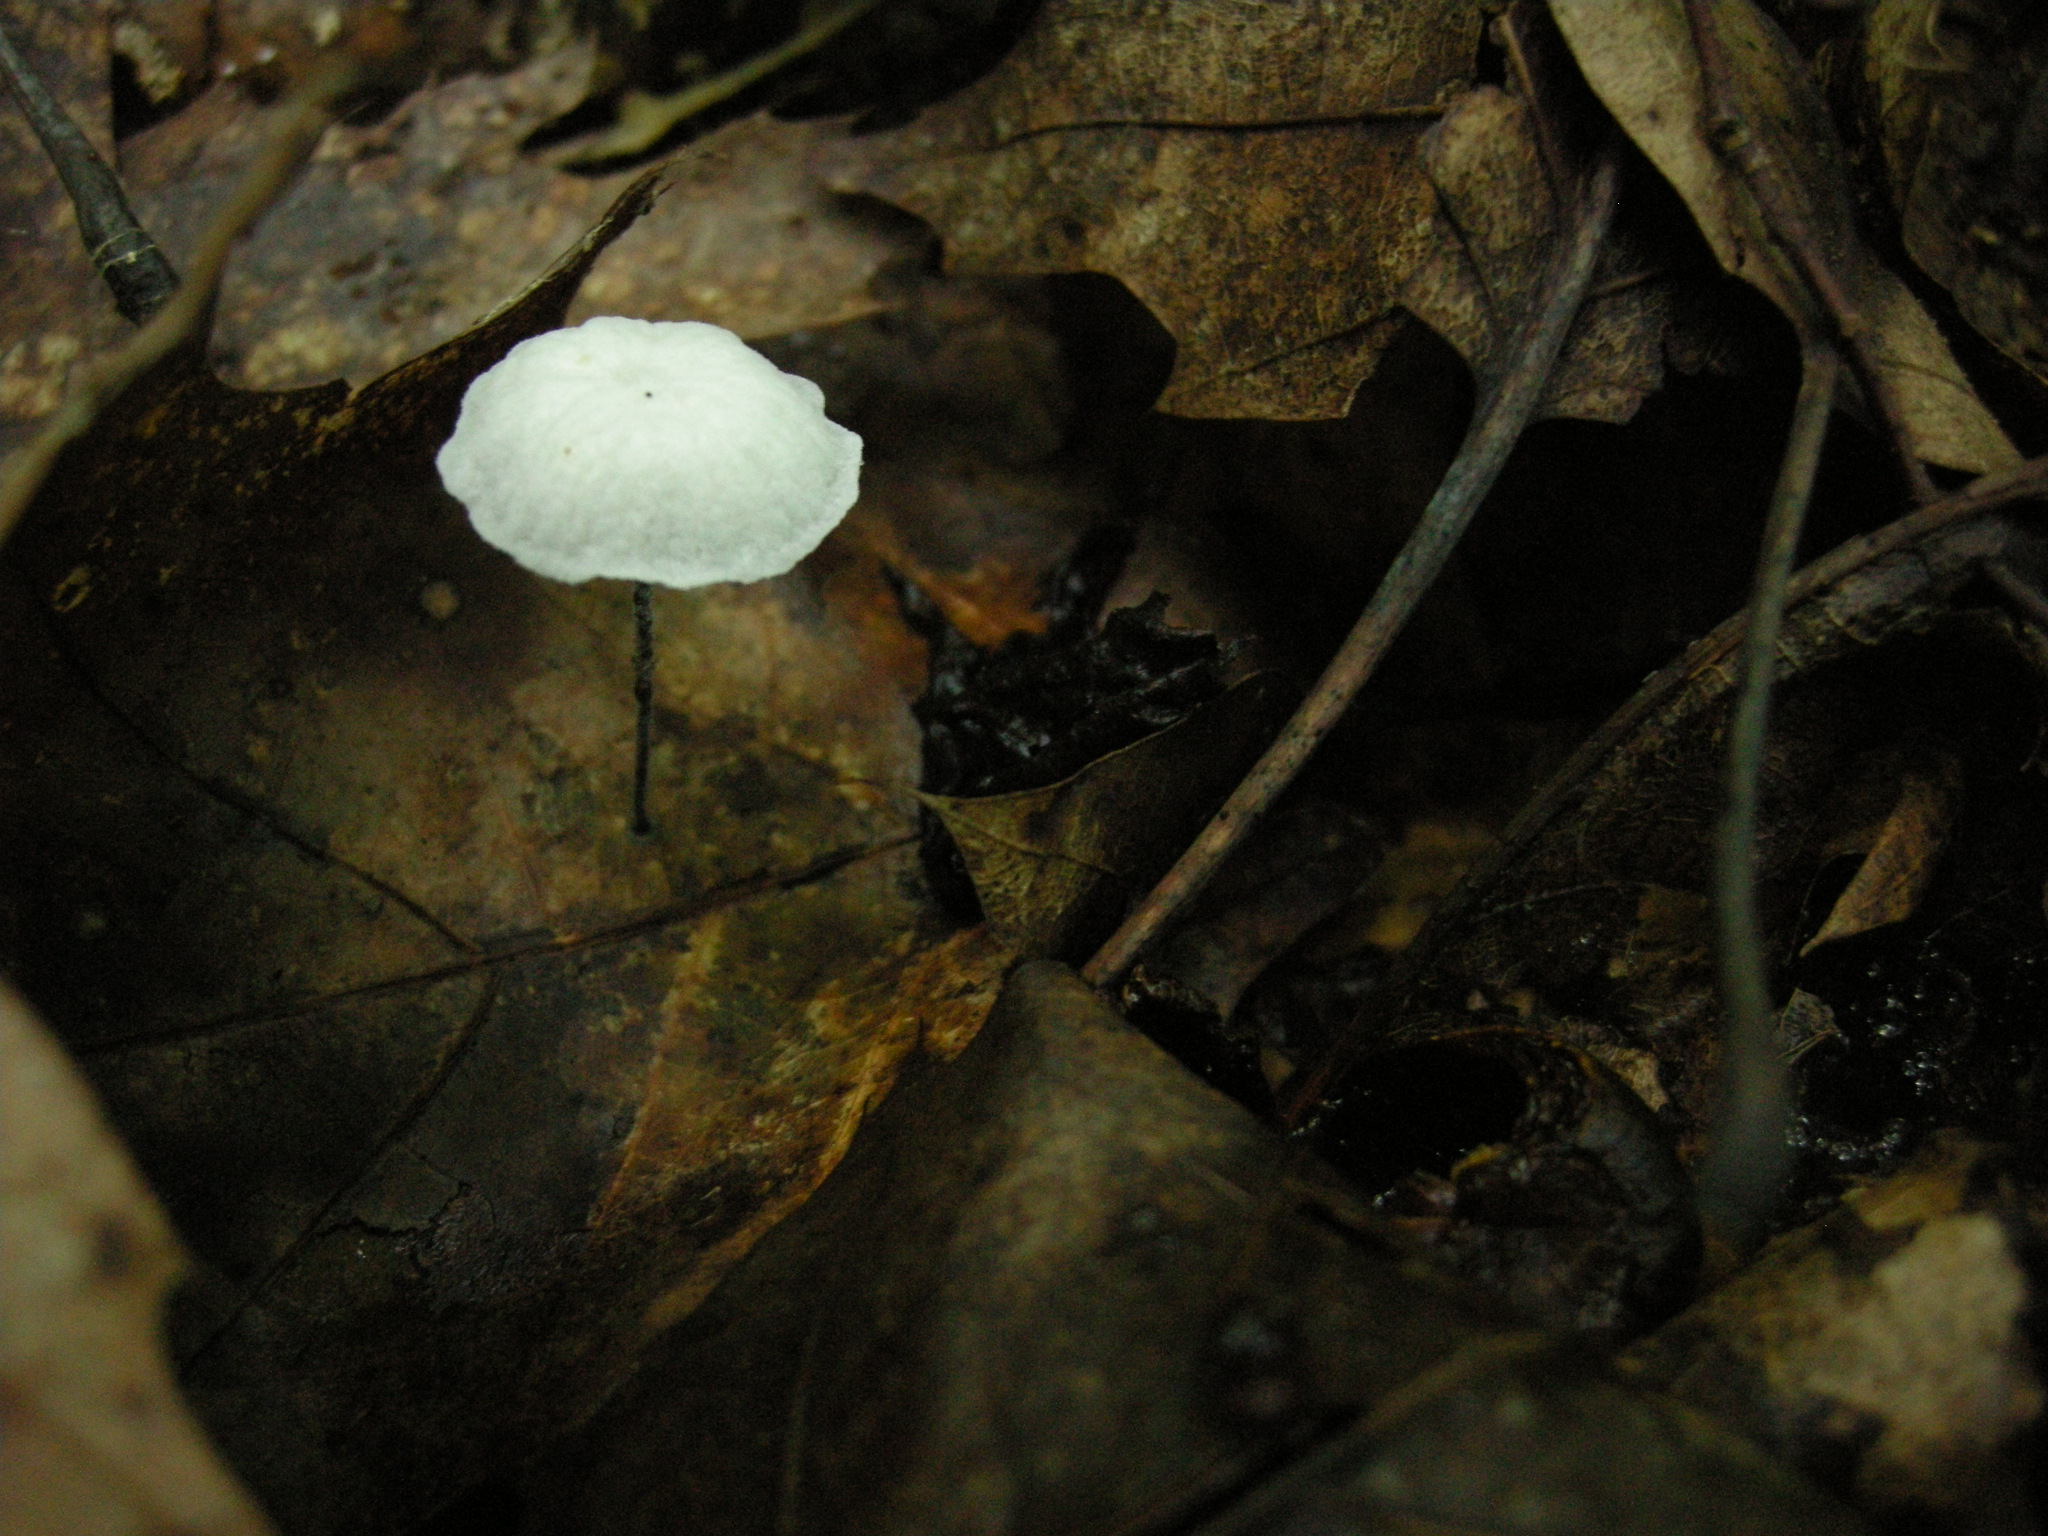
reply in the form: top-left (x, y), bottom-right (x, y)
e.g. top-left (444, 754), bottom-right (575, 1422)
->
top-left (921, 670), bottom-right (1297, 959)
top-left (525, 962), bottom-right (1862, 1536)
top-left (1315, 1028), bottom-right (1699, 1339)
top-left (1863, 0), bottom-right (2048, 387)
top-left (0, 168), bottom-right (1005, 1532)
top-left (1296, 511), bottom-right (2048, 1225)
top-left (1800, 749), bottom-right (1963, 955)
top-left (1549, 0), bottom-right (2018, 474)
top-left (0, 979), bottom-right (273, 1536)
top-left (820, 0), bottom-right (1483, 419)
top-left (1621, 1134), bottom-right (2046, 1529)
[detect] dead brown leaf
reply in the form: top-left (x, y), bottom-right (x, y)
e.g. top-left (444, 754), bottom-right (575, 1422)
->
top-left (1403, 84), bottom-right (1677, 424)
top-left (819, 0), bottom-right (1483, 419)
top-left (1550, 0), bottom-right (2018, 474)
top-left (1863, 0), bottom-right (2048, 388)
top-left (0, 979), bottom-right (273, 1536)
top-left (107, 52), bottom-right (923, 393)
top-left (1622, 1134), bottom-right (2045, 1527)
top-left (1800, 749), bottom-right (1963, 954)
top-left (1301, 510), bottom-right (2043, 1200)
top-left (922, 671), bottom-right (1297, 960)
top-left (526, 962), bottom-right (1862, 1536)
top-left (0, 168), bottom-right (996, 1533)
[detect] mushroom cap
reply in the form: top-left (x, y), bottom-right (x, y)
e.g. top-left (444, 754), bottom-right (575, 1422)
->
top-left (435, 316), bottom-right (862, 588)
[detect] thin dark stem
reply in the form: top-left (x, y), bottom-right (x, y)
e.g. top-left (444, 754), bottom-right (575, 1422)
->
top-left (1081, 145), bottom-right (1623, 990)
top-left (1701, 337), bottom-right (1842, 1250)
top-left (631, 580), bottom-right (656, 838)
top-left (0, 16), bottom-right (177, 323)
top-left (1681, 0), bottom-right (1936, 507)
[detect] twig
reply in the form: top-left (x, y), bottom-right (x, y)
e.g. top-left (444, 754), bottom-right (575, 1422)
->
top-left (1981, 557), bottom-right (2048, 637)
top-left (1498, 1), bottom-right (1570, 207)
top-left (562, 0), bottom-right (888, 167)
top-left (1081, 145), bottom-right (1623, 990)
top-left (0, 16), bottom-right (177, 323)
top-left (1700, 336), bottom-right (1841, 1250)
top-left (0, 64), bottom-right (357, 551)
top-left (1682, 0), bottom-right (1938, 507)
top-left (1278, 451), bottom-right (2048, 1131)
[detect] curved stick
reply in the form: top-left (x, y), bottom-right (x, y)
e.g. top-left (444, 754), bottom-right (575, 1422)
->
top-left (1082, 146), bottom-right (1623, 989)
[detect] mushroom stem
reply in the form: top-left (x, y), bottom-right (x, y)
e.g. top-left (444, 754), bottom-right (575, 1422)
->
top-left (631, 581), bottom-right (656, 837)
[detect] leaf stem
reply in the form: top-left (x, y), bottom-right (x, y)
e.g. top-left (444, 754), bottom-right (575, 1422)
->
top-left (1701, 336), bottom-right (1841, 1249)
top-left (0, 15), bottom-right (178, 323)
top-left (1081, 144), bottom-right (1623, 990)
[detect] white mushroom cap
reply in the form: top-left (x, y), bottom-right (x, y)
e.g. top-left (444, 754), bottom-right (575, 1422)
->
top-left (435, 316), bottom-right (862, 588)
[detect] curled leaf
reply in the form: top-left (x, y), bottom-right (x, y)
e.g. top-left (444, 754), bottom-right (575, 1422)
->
top-left (1801, 750), bottom-right (1963, 955)
top-left (1549, 0), bottom-right (2017, 474)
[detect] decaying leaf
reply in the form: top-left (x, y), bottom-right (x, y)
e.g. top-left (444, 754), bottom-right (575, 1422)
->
top-left (922, 670), bottom-right (1297, 959)
top-left (1864, 0), bottom-right (2048, 387)
top-left (106, 50), bottom-right (924, 394)
top-left (524, 962), bottom-right (1862, 1536)
top-left (0, 166), bottom-right (1008, 1532)
top-left (0, 979), bottom-right (273, 1536)
top-left (1800, 748), bottom-right (1963, 954)
top-left (1550, 0), bottom-right (2018, 474)
top-left (820, 0), bottom-right (1482, 419)
top-left (1295, 510), bottom-right (2048, 1224)
top-left (1316, 1027), bottom-right (1699, 1339)
top-left (1622, 1134), bottom-right (2045, 1529)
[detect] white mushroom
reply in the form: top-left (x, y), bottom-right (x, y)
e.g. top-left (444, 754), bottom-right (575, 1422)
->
top-left (435, 316), bottom-right (864, 835)
top-left (436, 315), bottom-right (862, 588)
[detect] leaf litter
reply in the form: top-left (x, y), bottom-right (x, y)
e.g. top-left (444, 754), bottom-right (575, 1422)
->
top-left (4, 0), bottom-right (2048, 1532)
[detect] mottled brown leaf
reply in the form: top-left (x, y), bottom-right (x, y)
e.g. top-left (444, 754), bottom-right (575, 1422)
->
top-left (108, 54), bottom-right (923, 394)
top-left (1403, 85), bottom-right (1679, 424)
top-left (1622, 1134), bottom-right (2045, 1527)
top-left (0, 168), bottom-right (981, 1533)
top-left (820, 0), bottom-right (1483, 419)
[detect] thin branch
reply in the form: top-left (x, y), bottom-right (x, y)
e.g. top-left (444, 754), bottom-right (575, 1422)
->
top-left (1081, 144), bottom-right (1623, 990)
top-left (1701, 337), bottom-right (1841, 1249)
top-left (0, 16), bottom-right (177, 323)
top-left (1982, 557), bottom-right (2048, 635)
top-left (1682, 0), bottom-right (1937, 507)
top-left (562, 0), bottom-right (889, 166)
top-left (0, 62), bottom-right (358, 552)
